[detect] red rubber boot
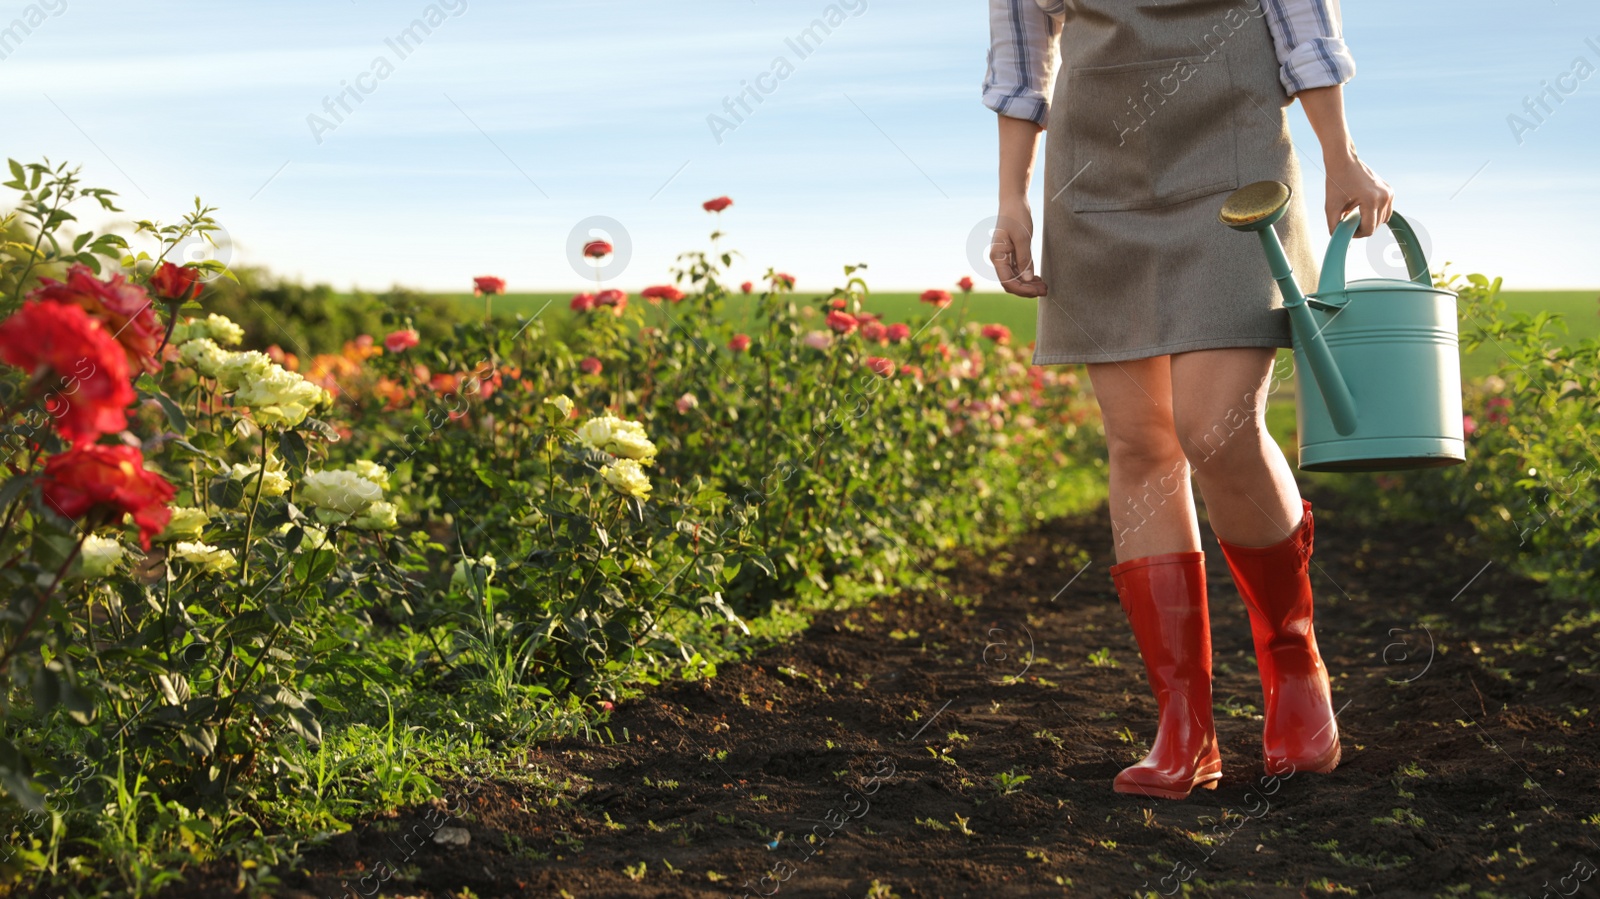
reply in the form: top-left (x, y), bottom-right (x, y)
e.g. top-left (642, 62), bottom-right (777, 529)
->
top-left (1217, 499), bottom-right (1341, 775)
top-left (1109, 551), bottom-right (1222, 800)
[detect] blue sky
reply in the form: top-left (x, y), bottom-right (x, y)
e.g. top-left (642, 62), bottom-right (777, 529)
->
top-left (1, 0), bottom-right (1597, 294)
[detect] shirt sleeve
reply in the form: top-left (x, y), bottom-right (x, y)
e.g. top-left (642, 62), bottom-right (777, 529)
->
top-left (982, 0), bottom-right (1062, 127)
top-left (1261, 0), bottom-right (1357, 95)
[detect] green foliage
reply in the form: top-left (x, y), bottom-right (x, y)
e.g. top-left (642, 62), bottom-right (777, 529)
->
top-left (1335, 270), bottom-right (1600, 600)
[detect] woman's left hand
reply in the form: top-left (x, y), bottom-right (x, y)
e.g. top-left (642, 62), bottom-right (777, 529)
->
top-left (1323, 151), bottom-right (1393, 239)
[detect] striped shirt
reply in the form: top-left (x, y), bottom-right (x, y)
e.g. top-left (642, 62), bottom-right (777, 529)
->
top-left (983, 0), bottom-right (1357, 126)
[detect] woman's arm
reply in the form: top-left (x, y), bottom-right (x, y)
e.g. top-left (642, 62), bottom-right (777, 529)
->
top-left (1260, 0), bottom-right (1392, 238)
top-left (984, 0), bottom-right (1059, 296)
top-left (994, 115), bottom-right (1047, 297)
top-left (1297, 85), bottom-right (1393, 239)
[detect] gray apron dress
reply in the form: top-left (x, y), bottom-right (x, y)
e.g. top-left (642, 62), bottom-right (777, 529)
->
top-left (1035, 0), bottom-right (1321, 365)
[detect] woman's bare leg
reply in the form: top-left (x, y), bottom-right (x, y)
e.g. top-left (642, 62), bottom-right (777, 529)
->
top-left (1086, 357), bottom-right (1200, 562)
top-left (1168, 348), bottom-right (1302, 545)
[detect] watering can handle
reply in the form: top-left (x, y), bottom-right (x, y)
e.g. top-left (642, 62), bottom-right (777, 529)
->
top-left (1316, 210), bottom-right (1432, 296)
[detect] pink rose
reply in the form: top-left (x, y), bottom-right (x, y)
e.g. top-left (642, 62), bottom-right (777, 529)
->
top-left (826, 310), bottom-right (858, 335)
top-left (384, 329), bottom-right (420, 353)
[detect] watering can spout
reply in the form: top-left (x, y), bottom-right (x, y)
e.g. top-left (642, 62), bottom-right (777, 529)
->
top-left (1220, 181), bottom-right (1360, 436)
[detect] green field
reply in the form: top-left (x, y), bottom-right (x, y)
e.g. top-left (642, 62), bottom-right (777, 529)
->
top-left (429, 289), bottom-right (1595, 381)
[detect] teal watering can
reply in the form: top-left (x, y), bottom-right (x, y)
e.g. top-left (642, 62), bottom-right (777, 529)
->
top-left (1219, 181), bottom-right (1466, 473)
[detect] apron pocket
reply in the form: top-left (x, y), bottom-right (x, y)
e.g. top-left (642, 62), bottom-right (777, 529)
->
top-left (1062, 54), bottom-right (1239, 213)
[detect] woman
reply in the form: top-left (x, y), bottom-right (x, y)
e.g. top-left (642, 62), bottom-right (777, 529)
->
top-left (984, 0), bottom-right (1393, 799)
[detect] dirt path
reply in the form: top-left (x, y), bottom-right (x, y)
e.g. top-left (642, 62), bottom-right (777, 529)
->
top-left (269, 491), bottom-right (1600, 898)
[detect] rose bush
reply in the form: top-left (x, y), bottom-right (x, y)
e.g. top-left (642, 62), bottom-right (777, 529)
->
top-left (0, 161), bottom-right (1105, 892)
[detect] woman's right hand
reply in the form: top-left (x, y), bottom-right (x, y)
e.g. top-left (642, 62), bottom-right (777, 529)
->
top-left (991, 199), bottom-right (1048, 298)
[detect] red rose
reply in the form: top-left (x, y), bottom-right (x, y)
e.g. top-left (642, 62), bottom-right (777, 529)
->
top-left (702, 196), bottom-right (733, 213)
top-left (981, 324), bottom-right (1012, 345)
top-left (920, 289), bottom-right (952, 308)
top-left (770, 273), bottom-right (795, 290)
top-left (1462, 414), bottom-right (1478, 437)
top-left (0, 300), bottom-right (136, 445)
top-left (900, 363), bottom-right (923, 379)
top-left (39, 444), bottom-right (174, 549)
top-left (957, 276), bottom-right (975, 293)
top-left (828, 298), bottom-right (847, 310)
top-left (595, 289), bottom-right (628, 315)
top-left (579, 356), bottom-right (603, 375)
top-left (583, 240), bottom-right (614, 259)
top-left (885, 323), bottom-right (911, 344)
top-left (728, 334), bottom-right (751, 353)
top-left (740, 281), bottom-right (753, 294)
top-left (473, 276), bottom-right (507, 296)
top-left (30, 264), bottom-right (164, 373)
top-left (569, 293), bottom-right (596, 312)
top-left (642, 285), bottom-right (686, 303)
top-left (1485, 396), bottom-right (1511, 425)
top-left (861, 320), bottom-right (888, 344)
top-left (865, 356), bottom-right (895, 378)
top-left (384, 329), bottom-right (420, 353)
top-left (149, 262), bottom-right (203, 303)
top-left (826, 310), bottom-right (858, 335)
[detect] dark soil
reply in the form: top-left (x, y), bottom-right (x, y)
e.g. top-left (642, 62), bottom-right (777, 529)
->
top-left (178, 489), bottom-right (1600, 898)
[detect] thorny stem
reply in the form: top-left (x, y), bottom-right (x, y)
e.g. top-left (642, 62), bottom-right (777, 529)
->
top-left (237, 431), bottom-right (272, 585)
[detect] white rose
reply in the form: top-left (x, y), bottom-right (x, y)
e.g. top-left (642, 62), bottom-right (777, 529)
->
top-left (607, 429), bottom-right (657, 464)
top-left (202, 313), bottom-right (245, 346)
top-left (179, 338), bottom-right (230, 379)
top-left (216, 350), bottom-right (275, 391)
top-left (301, 469), bottom-right (384, 519)
top-left (170, 541), bottom-right (237, 575)
top-left (350, 459), bottom-right (391, 490)
top-left (233, 364), bottom-right (329, 428)
top-left (544, 395), bottom-right (574, 418)
top-left (602, 458), bottom-right (652, 499)
top-left (349, 500), bottom-right (398, 531)
top-left (79, 534), bottom-right (124, 578)
top-left (229, 454), bottom-right (292, 497)
top-left (156, 506), bottom-right (210, 543)
top-left (575, 416), bottom-right (618, 451)
top-left (577, 415), bottom-right (657, 465)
